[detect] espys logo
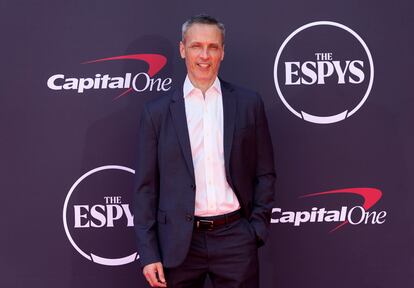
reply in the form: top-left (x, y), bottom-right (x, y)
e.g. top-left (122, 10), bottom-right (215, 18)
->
top-left (274, 21), bottom-right (374, 124)
top-left (48, 54), bottom-right (172, 100)
top-left (63, 165), bottom-right (137, 266)
top-left (271, 188), bottom-right (387, 232)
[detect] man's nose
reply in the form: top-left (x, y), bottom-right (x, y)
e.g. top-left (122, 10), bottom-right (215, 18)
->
top-left (200, 47), bottom-right (209, 59)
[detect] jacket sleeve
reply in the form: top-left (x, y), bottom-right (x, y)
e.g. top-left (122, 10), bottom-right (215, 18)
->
top-left (249, 94), bottom-right (276, 247)
top-left (133, 104), bottom-right (161, 267)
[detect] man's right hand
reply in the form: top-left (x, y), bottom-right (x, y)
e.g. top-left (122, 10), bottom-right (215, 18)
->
top-left (143, 262), bottom-right (167, 287)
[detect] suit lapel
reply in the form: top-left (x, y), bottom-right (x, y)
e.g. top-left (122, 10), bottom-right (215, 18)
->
top-left (169, 89), bottom-right (195, 181)
top-left (169, 81), bottom-right (237, 185)
top-left (221, 81), bottom-right (237, 188)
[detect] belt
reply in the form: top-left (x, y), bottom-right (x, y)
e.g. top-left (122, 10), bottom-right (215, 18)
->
top-left (194, 209), bottom-right (242, 231)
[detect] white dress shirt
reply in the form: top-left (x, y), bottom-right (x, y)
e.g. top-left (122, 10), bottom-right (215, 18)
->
top-left (183, 76), bottom-right (240, 216)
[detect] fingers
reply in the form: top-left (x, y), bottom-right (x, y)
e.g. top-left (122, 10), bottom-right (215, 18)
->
top-left (143, 265), bottom-right (159, 287)
top-left (155, 262), bottom-right (166, 284)
top-left (143, 262), bottom-right (167, 287)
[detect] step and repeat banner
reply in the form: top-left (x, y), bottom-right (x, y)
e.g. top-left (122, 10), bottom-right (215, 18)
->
top-left (1, 1), bottom-right (413, 287)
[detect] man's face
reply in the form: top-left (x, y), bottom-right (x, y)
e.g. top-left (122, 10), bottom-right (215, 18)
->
top-left (180, 23), bottom-right (224, 88)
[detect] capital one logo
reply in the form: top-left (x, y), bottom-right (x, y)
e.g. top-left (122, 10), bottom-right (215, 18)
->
top-left (274, 21), bottom-right (374, 124)
top-left (271, 188), bottom-right (387, 232)
top-left (63, 165), bottom-right (138, 266)
top-left (48, 53), bottom-right (172, 100)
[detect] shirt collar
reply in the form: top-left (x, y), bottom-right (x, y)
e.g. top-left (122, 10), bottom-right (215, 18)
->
top-left (183, 75), bottom-right (221, 98)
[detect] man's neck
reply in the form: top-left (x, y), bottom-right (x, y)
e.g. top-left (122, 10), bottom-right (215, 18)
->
top-left (188, 76), bottom-right (216, 95)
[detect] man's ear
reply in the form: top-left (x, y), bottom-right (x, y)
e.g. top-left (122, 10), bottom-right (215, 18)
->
top-left (179, 41), bottom-right (185, 59)
top-left (221, 44), bottom-right (225, 61)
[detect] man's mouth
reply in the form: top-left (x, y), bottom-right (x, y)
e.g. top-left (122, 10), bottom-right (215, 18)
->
top-left (197, 63), bottom-right (211, 68)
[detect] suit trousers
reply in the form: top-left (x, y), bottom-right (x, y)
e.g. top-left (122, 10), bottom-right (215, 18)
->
top-left (165, 217), bottom-right (259, 288)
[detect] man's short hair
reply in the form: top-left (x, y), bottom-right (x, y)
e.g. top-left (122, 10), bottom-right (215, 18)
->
top-left (181, 14), bottom-right (225, 44)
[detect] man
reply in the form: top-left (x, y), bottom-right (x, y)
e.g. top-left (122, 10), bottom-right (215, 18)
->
top-left (133, 14), bottom-right (275, 288)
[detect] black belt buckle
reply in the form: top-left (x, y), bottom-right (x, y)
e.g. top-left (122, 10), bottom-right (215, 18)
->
top-left (197, 219), bottom-right (214, 230)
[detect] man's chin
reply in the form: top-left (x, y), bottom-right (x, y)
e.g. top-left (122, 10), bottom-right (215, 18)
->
top-left (193, 74), bottom-right (216, 83)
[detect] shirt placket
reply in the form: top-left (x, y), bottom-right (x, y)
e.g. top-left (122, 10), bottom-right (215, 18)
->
top-left (203, 91), bottom-right (216, 213)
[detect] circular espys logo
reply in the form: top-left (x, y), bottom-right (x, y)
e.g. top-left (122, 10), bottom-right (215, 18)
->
top-left (274, 21), bottom-right (374, 124)
top-left (63, 165), bottom-right (138, 266)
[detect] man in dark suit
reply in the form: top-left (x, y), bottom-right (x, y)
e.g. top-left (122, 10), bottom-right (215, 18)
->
top-left (133, 14), bottom-right (275, 288)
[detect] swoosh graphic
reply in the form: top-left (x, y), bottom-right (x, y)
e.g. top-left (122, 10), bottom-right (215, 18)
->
top-left (299, 188), bottom-right (382, 232)
top-left (82, 54), bottom-right (167, 99)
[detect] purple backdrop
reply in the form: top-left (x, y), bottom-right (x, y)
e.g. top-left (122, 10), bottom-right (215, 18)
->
top-left (1, 0), bottom-right (413, 287)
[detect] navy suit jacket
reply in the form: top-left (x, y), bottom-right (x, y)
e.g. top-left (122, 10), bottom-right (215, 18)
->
top-left (133, 80), bottom-right (276, 268)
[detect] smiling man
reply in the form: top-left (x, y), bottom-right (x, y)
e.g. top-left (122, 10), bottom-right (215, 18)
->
top-left (133, 14), bottom-right (276, 288)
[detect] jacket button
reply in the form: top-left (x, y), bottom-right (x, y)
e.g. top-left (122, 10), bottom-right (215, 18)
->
top-left (191, 184), bottom-right (196, 191)
top-left (186, 214), bottom-right (193, 221)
